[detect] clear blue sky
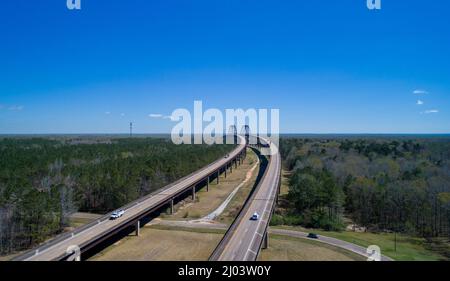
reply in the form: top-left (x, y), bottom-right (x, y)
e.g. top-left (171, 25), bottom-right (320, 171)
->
top-left (1, 0), bottom-right (449, 134)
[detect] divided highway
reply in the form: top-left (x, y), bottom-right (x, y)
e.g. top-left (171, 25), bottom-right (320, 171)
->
top-left (14, 136), bottom-right (247, 261)
top-left (210, 138), bottom-right (281, 261)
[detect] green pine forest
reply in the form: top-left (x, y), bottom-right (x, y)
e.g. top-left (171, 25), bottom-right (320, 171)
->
top-left (0, 137), bottom-right (234, 254)
top-left (276, 137), bottom-right (450, 243)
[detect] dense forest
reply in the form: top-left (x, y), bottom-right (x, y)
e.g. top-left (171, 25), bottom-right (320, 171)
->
top-left (0, 137), bottom-right (234, 255)
top-left (276, 136), bottom-right (450, 239)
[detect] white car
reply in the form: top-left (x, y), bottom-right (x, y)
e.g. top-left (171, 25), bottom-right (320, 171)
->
top-left (110, 210), bottom-right (125, 220)
top-left (250, 212), bottom-right (260, 221)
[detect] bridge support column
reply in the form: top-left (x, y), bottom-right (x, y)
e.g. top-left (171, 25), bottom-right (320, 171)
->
top-left (262, 232), bottom-right (269, 249)
top-left (278, 179), bottom-right (281, 195)
top-left (192, 186), bottom-right (196, 201)
top-left (225, 166), bottom-right (227, 178)
top-left (135, 220), bottom-right (140, 237)
top-left (206, 177), bottom-right (209, 192)
top-left (230, 162), bottom-right (233, 173)
top-left (170, 199), bottom-right (174, 214)
top-left (217, 171), bottom-right (220, 184)
top-left (235, 159), bottom-right (237, 168)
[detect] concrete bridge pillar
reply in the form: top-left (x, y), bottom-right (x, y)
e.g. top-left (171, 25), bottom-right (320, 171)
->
top-left (262, 232), bottom-right (269, 249)
top-left (278, 179), bottom-right (281, 195)
top-left (170, 199), bottom-right (174, 214)
top-left (235, 159), bottom-right (238, 168)
top-left (206, 176), bottom-right (210, 192)
top-left (192, 186), bottom-right (196, 200)
top-left (230, 162), bottom-right (233, 173)
top-left (225, 166), bottom-right (227, 178)
top-left (135, 220), bottom-right (140, 237)
top-left (217, 171), bottom-right (220, 184)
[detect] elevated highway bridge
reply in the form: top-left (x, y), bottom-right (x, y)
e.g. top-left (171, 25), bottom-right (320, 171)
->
top-left (15, 134), bottom-right (281, 261)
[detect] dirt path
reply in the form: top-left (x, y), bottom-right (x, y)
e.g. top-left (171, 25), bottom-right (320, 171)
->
top-left (195, 157), bottom-right (260, 222)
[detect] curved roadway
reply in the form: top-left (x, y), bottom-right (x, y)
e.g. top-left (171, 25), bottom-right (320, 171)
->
top-left (211, 138), bottom-right (281, 261)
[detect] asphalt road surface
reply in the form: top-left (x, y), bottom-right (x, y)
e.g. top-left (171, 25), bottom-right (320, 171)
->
top-left (214, 140), bottom-right (281, 261)
top-left (269, 229), bottom-right (393, 261)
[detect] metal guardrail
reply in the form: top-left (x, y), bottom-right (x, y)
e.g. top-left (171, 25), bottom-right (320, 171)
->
top-left (13, 139), bottom-right (246, 261)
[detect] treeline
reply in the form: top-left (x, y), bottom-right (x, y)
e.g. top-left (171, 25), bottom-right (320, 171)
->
top-left (0, 137), bottom-right (233, 254)
top-left (276, 137), bottom-right (450, 237)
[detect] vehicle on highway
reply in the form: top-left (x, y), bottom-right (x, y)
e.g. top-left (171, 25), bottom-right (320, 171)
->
top-left (224, 154), bottom-right (229, 158)
top-left (110, 210), bottom-right (125, 220)
top-left (307, 233), bottom-right (319, 239)
top-left (250, 212), bottom-right (260, 221)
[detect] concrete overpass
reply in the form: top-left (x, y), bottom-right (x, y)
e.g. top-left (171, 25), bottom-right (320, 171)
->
top-left (14, 136), bottom-right (247, 261)
top-left (210, 137), bottom-right (281, 261)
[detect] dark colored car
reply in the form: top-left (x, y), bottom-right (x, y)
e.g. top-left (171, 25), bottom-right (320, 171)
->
top-left (307, 233), bottom-right (319, 239)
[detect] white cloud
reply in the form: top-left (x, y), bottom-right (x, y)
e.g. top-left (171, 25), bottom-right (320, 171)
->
top-left (416, 100), bottom-right (424, 105)
top-left (105, 111), bottom-right (111, 115)
top-left (148, 113), bottom-right (176, 121)
top-left (120, 113), bottom-right (125, 117)
top-left (413, 89), bottom-right (429, 95)
top-left (163, 115), bottom-right (177, 121)
top-left (9, 105), bottom-right (24, 111)
top-left (422, 109), bottom-right (439, 114)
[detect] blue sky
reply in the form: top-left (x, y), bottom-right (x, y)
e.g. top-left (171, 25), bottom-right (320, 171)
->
top-left (1, 0), bottom-right (449, 134)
